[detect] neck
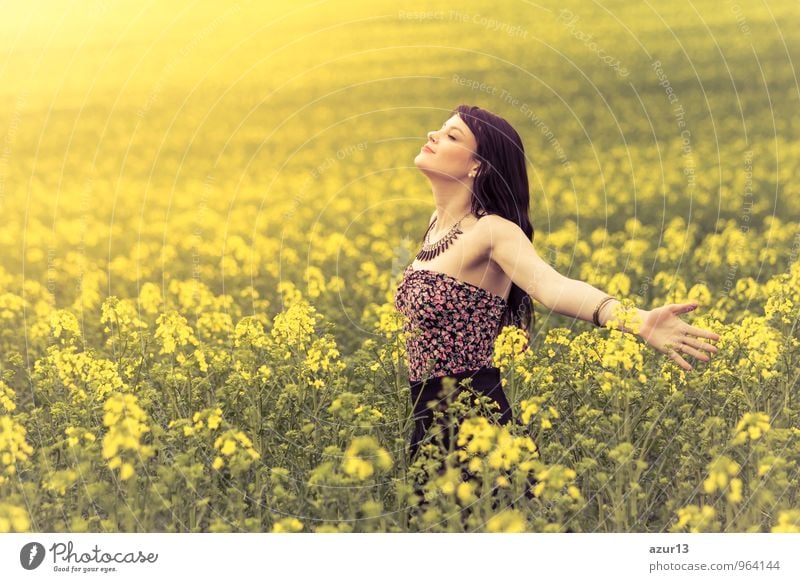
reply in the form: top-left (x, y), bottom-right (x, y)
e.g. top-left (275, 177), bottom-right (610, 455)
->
top-left (426, 175), bottom-right (474, 234)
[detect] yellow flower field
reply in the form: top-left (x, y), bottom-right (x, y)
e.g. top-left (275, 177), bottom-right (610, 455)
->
top-left (0, 0), bottom-right (798, 532)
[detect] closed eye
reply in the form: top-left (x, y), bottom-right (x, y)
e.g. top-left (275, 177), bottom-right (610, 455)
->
top-left (439, 124), bottom-right (457, 140)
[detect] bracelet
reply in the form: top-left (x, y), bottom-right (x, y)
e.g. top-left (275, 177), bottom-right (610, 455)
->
top-left (592, 295), bottom-right (617, 327)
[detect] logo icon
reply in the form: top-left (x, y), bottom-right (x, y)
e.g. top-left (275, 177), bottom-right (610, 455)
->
top-left (20, 542), bottom-right (46, 570)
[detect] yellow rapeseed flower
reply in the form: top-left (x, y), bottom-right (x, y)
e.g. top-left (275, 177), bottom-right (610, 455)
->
top-left (0, 416), bottom-right (34, 483)
top-left (492, 325), bottom-right (531, 372)
top-left (44, 469), bottom-right (79, 496)
top-left (486, 509), bottom-right (527, 533)
top-left (341, 435), bottom-right (393, 480)
top-left (0, 380), bottom-right (16, 412)
top-left (732, 411), bottom-right (771, 445)
top-left (207, 408), bottom-right (223, 430)
top-left (100, 296), bottom-right (148, 341)
top-left (727, 478), bottom-right (743, 504)
top-left (771, 510), bottom-right (800, 533)
top-left (50, 309), bottom-right (82, 340)
top-left (703, 455), bottom-right (741, 494)
top-left (101, 393), bottom-right (153, 481)
top-left (234, 316), bottom-right (270, 349)
top-left (154, 310), bottom-right (199, 355)
top-left (119, 462), bottom-right (135, 481)
top-left (221, 439), bottom-right (237, 456)
top-left (0, 502), bottom-right (31, 533)
top-left (673, 504), bottom-right (718, 533)
top-left (520, 398), bottom-right (540, 425)
top-left (531, 465), bottom-right (577, 499)
top-left (271, 517), bottom-right (304, 533)
top-left (137, 282), bottom-right (163, 315)
top-left (304, 335), bottom-right (346, 374)
top-left (457, 481), bottom-right (477, 504)
top-left (456, 417), bottom-right (497, 456)
top-left (487, 429), bottom-right (522, 471)
top-left (271, 301), bottom-right (317, 354)
top-left (728, 317), bottom-right (782, 380)
top-left (50, 347), bottom-right (127, 403)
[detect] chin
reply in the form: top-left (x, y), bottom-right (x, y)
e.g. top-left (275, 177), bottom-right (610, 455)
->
top-left (413, 156), bottom-right (431, 171)
top-left (416, 165), bottom-right (450, 179)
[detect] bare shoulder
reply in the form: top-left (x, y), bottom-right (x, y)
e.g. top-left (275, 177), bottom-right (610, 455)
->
top-left (478, 213), bottom-right (555, 302)
top-left (479, 213), bottom-right (516, 229)
top-left (477, 213), bottom-right (521, 245)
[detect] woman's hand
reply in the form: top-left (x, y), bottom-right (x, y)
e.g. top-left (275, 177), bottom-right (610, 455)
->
top-left (637, 303), bottom-right (721, 371)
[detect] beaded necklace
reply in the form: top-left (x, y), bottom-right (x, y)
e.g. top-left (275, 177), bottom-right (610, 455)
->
top-left (415, 211), bottom-right (472, 262)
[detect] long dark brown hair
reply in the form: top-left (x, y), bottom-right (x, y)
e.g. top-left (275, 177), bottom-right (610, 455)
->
top-left (422, 104), bottom-right (536, 337)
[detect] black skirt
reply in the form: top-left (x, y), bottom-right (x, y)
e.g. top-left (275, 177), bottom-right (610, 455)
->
top-left (408, 366), bottom-right (514, 462)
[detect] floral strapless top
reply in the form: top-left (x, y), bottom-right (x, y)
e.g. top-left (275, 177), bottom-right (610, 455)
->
top-left (393, 264), bottom-right (508, 382)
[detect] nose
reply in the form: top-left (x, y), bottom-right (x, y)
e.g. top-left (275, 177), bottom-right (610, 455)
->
top-left (427, 131), bottom-right (437, 143)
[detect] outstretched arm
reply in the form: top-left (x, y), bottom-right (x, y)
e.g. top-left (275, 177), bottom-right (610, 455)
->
top-left (484, 215), bottom-right (720, 371)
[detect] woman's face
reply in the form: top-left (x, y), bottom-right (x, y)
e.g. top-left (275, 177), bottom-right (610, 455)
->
top-left (414, 114), bottom-right (480, 180)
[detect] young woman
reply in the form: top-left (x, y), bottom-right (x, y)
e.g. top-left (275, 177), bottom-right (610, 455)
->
top-left (394, 104), bottom-right (721, 467)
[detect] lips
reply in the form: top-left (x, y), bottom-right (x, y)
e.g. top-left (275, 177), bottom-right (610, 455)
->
top-left (422, 144), bottom-right (435, 153)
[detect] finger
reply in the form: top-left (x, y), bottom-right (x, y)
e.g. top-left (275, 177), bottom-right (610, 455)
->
top-left (687, 326), bottom-right (721, 342)
top-left (670, 303), bottom-right (698, 314)
top-left (669, 349), bottom-right (693, 371)
top-left (681, 335), bottom-right (719, 355)
top-left (664, 342), bottom-right (692, 371)
top-left (675, 340), bottom-right (710, 363)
